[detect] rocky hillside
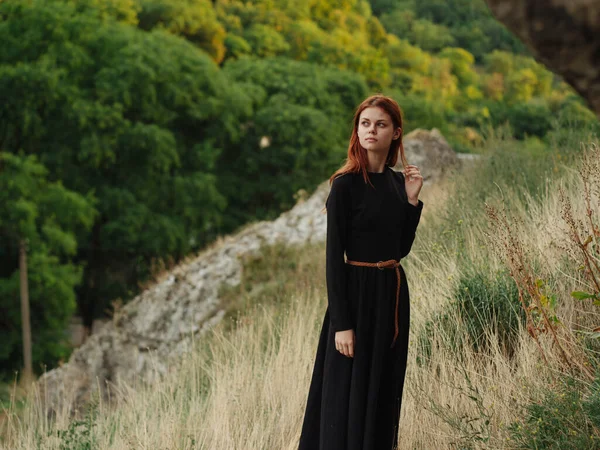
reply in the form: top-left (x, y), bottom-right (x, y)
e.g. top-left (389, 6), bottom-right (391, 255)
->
top-left (484, 0), bottom-right (600, 117)
top-left (38, 129), bottom-right (471, 417)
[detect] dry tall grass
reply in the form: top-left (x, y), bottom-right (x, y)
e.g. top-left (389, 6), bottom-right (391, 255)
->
top-left (2, 136), bottom-right (598, 449)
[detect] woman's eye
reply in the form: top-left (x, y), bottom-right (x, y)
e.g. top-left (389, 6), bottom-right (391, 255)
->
top-left (378, 123), bottom-right (385, 127)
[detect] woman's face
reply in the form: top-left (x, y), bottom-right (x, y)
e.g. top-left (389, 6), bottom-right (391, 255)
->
top-left (357, 106), bottom-right (401, 154)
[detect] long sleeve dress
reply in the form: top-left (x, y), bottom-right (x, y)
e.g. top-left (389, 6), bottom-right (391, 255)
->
top-left (298, 165), bottom-right (424, 450)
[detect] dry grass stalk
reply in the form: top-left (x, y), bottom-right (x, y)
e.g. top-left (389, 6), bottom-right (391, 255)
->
top-left (558, 142), bottom-right (600, 295)
top-left (484, 198), bottom-right (594, 380)
top-left (483, 142), bottom-right (600, 382)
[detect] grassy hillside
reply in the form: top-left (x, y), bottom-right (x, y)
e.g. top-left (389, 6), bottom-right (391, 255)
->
top-left (3, 123), bottom-right (600, 448)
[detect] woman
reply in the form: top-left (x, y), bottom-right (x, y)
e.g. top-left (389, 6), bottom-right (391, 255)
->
top-left (298, 94), bottom-right (424, 450)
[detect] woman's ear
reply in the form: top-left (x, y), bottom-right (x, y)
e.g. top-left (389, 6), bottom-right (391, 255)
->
top-left (393, 127), bottom-right (402, 140)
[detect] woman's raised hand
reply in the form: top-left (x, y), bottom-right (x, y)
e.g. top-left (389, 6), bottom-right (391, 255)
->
top-left (403, 164), bottom-right (423, 202)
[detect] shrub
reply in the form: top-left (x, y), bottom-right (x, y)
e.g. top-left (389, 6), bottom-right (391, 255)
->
top-left (508, 373), bottom-right (600, 449)
top-left (453, 267), bottom-right (524, 357)
top-left (417, 266), bottom-right (524, 365)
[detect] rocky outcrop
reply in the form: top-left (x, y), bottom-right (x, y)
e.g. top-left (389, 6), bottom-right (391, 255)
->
top-left (484, 0), bottom-right (600, 117)
top-left (399, 128), bottom-right (462, 183)
top-left (37, 129), bottom-right (464, 418)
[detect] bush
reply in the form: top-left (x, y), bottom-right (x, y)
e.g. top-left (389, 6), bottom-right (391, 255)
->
top-left (508, 373), bottom-right (600, 449)
top-left (417, 266), bottom-right (524, 365)
top-left (509, 101), bottom-right (554, 139)
top-left (453, 267), bottom-right (524, 356)
top-left (485, 100), bottom-right (554, 139)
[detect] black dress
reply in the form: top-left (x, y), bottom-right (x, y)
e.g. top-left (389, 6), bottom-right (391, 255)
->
top-left (298, 165), bottom-right (424, 450)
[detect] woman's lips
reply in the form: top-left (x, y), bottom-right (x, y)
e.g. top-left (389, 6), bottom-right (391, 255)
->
top-left (366, 138), bottom-right (377, 142)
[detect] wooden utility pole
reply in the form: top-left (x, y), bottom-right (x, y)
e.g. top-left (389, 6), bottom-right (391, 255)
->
top-left (19, 238), bottom-right (33, 386)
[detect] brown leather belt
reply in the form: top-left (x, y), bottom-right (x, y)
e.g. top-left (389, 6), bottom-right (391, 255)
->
top-left (344, 259), bottom-right (402, 348)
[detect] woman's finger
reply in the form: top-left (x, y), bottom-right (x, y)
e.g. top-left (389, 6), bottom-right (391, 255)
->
top-left (347, 341), bottom-right (354, 358)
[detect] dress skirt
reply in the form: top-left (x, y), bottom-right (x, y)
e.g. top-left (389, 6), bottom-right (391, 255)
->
top-left (298, 263), bottom-right (411, 450)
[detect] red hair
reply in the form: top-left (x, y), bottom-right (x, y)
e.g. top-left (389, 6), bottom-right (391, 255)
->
top-left (323, 94), bottom-right (408, 211)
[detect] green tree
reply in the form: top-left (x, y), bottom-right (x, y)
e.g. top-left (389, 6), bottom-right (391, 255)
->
top-left (485, 100), bottom-right (553, 139)
top-left (284, 19), bottom-right (327, 60)
top-left (411, 56), bottom-right (458, 112)
top-left (508, 101), bottom-right (553, 139)
top-left (306, 29), bottom-right (391, 88)
top-left (505, 68), bottom-right (538, 104)
top-left (379, 8), bottom-right (415, 38)
top-left (374, 0), bottom-right (526, 60)
top-left (69, 0), bottom-right (140, 25)
top-left (371, 0), bottom-right (413, 15)
top-left (385, 36), bottom-right (432, 74)
top-left (244, 24), bottom-right (291, 57)
top-left (0, 152), bottom-right (94, 378)
top-left (410, 19), bottom-right (455, 52)
top-left (0, 0), bottom-right (250, 330)
top-left (556, 95), bottom-right (599, 130)
top-left (450, 24), bottom-right (491, 61)
top-left (216, 0), bottom-right (291, 29)
top-left (137, 0), bottom-right (227, 62)
top-left (438, 47), bottom-right (477, 87)
top-left (366, 15), bottom-right (388, 47)
top-left (221, 57), bottom-right (368, 224)
top-left (483, 49), bottom-right (514, 75)
top-left (514, 54), bottom-right (554, 98)
top-left (224, 34), bottom-right (252, 58)
top-left (390, 90), bottom-right (447, 132)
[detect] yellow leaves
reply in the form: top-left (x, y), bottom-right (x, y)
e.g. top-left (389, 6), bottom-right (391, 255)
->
top-left (539, 293), bottom-right (550, 308)
top-left (505, 68), bottom-right (538, 104)
top-left (465, 85), bottom-right (483, 101)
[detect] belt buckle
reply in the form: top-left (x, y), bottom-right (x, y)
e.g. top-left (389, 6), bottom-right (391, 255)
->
top-left (376, 260), bottom-right (385, 270)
